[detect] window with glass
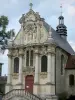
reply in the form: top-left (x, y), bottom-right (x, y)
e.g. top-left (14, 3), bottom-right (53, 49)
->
top-left (41, 55), bottom-right (47, 72)
top-left (30, 50), bottom-right (33, 66)
top-left (14, 57), bottom-right (19, 73)
top-left (26, 51), bottom-right (29, 66)
top-left (69, 74), bottom-right (74, 86)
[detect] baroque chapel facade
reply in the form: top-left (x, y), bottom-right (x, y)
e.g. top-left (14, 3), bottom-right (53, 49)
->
top-left (3, 3), bottom-right (75, 100)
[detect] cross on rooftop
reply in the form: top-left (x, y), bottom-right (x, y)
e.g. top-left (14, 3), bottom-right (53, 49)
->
top-left (29, 0), bottom-right (33, 10)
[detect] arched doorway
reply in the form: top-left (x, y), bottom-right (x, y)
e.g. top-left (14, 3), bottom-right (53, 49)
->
top-left (25, 75), bottom-right (34, 93)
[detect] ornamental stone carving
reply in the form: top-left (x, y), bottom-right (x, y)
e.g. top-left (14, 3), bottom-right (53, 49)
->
top-left (34, 47), bottom-right (39, 54)
top-left (19, 49), bottom-right (24, 56)
top-left (47, 46), bottom-right (55, 54)
top-left (40, 46), bottom-right (47, 55)
top-left (12, 49), bottom-right (19, 57)
top-left (24, 23), bottom-right (37, 33)
top-left (23, 66), bottom-right (35, 73)
top-left (40, 72), bottom-right (47, 79)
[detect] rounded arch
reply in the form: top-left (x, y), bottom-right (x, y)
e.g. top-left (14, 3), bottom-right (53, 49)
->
top-left (69, 74), bottom-right (74, 86)
top-left (14, 57), bottom-right (19, 73)
top-left (41, 55), bottom-right (47, 72)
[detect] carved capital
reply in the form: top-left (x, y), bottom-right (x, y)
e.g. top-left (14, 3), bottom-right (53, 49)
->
top-left (34, 47), bottom-right (39, 54)
top-left (19, 49), bottom-right (24, 56)
top-left (47, 46), bottom-right (55, 54)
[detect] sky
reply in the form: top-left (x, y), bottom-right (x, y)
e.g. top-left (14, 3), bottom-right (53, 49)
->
top-left (0, 0), bottom-right (75, 75)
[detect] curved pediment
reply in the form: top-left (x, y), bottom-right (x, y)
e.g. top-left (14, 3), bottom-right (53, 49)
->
top-left (19, 10), bottom-right (40, 24)
top-left (14, 10), bottom-right (49, 46)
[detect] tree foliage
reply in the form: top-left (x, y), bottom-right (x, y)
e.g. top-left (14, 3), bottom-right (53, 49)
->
top-left (0, 15), bottom-right (15, 46)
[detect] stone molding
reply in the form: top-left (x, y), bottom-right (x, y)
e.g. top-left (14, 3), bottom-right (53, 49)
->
top-left (40, 72), bottom-right (47, 79)
top-left (23, 72), bottom-right (34, 76)
top-left (12, 73), bottom-right (19, 79)
top-left (23, 66), bottom-right (35, 73)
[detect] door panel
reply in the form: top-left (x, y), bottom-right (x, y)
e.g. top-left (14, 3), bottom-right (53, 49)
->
top-left (25, 75), bottom-right (34, 93)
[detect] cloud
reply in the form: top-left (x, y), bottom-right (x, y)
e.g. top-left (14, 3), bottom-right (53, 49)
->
top-left (67, 5), bottom-right (75, 16)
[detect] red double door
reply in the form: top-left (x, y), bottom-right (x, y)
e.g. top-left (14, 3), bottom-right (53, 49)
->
top-left (25, 75), bottom-right (34, 93)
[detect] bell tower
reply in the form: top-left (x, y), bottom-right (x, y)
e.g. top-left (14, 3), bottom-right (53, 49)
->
top-left (56, 5), bottom-right (67, 40)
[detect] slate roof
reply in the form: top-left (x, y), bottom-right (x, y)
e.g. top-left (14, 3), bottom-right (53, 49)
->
top-left (66, 55), bottom-right (75, 69)
top-left (43, 21), bottom-right (75, 55)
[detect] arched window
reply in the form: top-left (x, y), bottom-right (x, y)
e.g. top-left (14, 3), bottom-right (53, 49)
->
top-left (61, 55), bottom-right (64, 75)
top-left (41, 55), bottom-right (47, 72)
top-left (69, 74), bottom-right (74, 86)
top-left (26, 51), bottom-right (29, 66)
top-left (14, 57), bottom-right (19, 73)
top-left (30, 50), bottom-right (33, 66)
top-left (26, 50), bottom-right (33, 66)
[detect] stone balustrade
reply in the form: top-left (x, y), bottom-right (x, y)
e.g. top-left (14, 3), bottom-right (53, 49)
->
top-left (2, 89), bottom-right (43, 100)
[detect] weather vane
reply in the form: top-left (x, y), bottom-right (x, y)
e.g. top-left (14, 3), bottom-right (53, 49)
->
top-left (29, 0), bottom-right (33, 10)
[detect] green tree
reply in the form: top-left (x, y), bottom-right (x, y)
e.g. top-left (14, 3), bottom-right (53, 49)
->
top-left (0, 15), bottom-right (15, 46)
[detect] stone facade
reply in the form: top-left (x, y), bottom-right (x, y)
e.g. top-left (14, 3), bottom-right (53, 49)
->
top-left (4, 5), bottom-right (75, 100)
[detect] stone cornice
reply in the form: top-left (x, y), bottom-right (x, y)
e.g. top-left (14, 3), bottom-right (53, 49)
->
top-left (7, 42), bottom-right (57, 49)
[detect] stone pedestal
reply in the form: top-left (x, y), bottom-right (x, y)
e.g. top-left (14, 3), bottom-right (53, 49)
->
top-left (33, 84), bottom-right (39, 95)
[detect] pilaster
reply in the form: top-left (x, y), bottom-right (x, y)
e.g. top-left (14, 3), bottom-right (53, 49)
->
top-left (46, 46), bottom-right (56, 95)
top-left (33, 47), bottom-right (40, 95)
top-left (17, 49), bottom-right (24, 89)
top-left (6, 53), bottom-right (12, 93)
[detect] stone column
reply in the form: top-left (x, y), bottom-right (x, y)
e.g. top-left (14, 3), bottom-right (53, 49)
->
top-left (51, 53), bottom-right (56, 95)
top-left (51, 54), bottom-right (55, 84)
top-left (7, 54), bottom-right (12, 84)
top-left (6, 54), bottom-right (12, 93)
top-left (17, 49), bottom-right (23, 89)
top-left (33, 48), bottom-right (39, 95)
top-left (34, 53), bottom-right (39, 84)
top-left (19, 54), bottom-right (23, 84)
top-left (47, 53), bottom-right (52, 83)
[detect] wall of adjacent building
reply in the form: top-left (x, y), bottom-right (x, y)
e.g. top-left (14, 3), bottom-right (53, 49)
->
top-left (65, 69), bottom-right (75, 95)
top-left (56, 48), bottom-right (68, 94)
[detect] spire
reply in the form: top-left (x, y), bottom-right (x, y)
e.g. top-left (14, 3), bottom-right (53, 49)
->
top-left (59, 4), bottom-right (64, 25)
top-left (29, 0), bottom-right (33, 10)
top-left (60, 4), bottom-right (63, 16)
